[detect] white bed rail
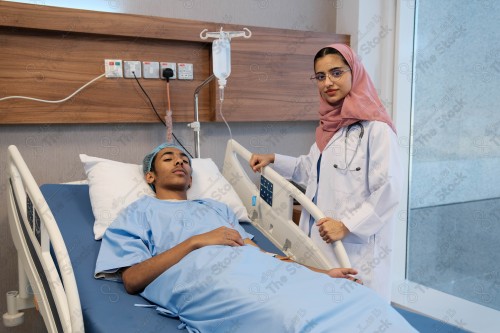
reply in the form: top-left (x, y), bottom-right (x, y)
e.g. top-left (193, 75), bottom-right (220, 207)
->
top-left (222, 139), bottom-right (351, 269)
top-left (4, 145), bottom-right (83, 333)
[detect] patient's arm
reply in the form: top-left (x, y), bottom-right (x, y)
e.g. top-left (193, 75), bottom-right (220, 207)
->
top-left (244, 238), bottom-right (259, 246)
top-left (244, 238), bottom-right (362, 284)
top-left (288, 260), bottom-right (362, 284)
top-left (122, 226), bottom-right (244, 294)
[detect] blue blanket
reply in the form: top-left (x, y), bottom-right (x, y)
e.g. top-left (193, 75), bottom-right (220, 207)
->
top-left (96, 196), bottom-right (416, 332)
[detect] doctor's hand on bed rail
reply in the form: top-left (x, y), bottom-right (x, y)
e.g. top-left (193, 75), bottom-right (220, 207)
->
top-left (317, 217), bottom-right (350, 243)
top-left (249, 153), bottom-right (275, 172)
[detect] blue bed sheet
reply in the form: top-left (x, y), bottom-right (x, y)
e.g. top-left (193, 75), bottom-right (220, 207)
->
top-left (41, 184), bottom-right (283, 333)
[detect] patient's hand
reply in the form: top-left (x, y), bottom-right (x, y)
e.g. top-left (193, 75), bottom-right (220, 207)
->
top-left (326, 268), bottom-right (363, 284)
top-left (193, 226), bottom-right (244, 248)
top-left (249, 153), bottom-right (275, 172)
top-left (317, 217), bottom-right (350, 243)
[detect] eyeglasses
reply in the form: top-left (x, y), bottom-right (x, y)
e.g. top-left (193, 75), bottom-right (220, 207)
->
top-left (310, 68), bottom-right (351, 83)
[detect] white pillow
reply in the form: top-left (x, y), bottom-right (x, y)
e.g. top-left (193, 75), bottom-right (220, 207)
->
top-left (80, 154), bottom-right (250, 240)
top-left (187, 158), bottom-right (250, 223)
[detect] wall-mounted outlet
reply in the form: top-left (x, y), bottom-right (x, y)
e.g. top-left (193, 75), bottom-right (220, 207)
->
top-left (142, 61), bottom-right (160, 79)
top-left (104, 59), bottom-right (123, 78)
top-left (124, 61), bottom-right (142, 78)
top-left (178, 63), bottom-right (193, 80)
top-left (160, 62), bottom-right (176, 80)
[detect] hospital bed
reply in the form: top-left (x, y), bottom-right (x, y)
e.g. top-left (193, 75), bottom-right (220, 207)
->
top-left (4, 139), bottom-right (350, 333)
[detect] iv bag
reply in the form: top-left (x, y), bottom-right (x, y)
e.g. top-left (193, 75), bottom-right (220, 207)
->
top-left (212, 37), bottom-right (231, 88)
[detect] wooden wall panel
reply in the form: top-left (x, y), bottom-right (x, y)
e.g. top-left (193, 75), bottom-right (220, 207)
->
top-left (220, 28), bottom-right (348, 122)
top-left (0, 2), bottom-right (349, 124)
top-left (0, 27), bottom-right (211, 123)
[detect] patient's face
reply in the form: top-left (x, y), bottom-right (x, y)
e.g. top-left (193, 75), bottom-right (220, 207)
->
top-left (149, 147), bottom-right (192, 191)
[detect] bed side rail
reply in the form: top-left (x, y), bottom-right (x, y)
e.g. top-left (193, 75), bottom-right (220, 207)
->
top-left (5, 145), bottom-right (83, 333)
top-left (222, 139), bottom-right (351, 269)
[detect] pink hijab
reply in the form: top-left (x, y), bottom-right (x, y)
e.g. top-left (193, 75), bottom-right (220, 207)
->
top-left (315, 43), bottom-right (396, 152)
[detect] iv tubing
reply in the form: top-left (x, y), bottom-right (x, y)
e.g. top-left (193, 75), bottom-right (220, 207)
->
top-left (218, 87), bottom-right (233, 140)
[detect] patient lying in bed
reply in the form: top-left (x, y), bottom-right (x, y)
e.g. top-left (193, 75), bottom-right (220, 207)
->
top-left (95, 142), bottom-right (416, 332)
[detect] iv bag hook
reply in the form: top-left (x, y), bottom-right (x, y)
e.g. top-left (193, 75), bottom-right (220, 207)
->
top-left (200, 27), bottom-right (252, 40)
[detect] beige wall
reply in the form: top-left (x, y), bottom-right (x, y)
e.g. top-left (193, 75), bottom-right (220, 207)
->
top-left (0, 1), bottom-right (336, 331)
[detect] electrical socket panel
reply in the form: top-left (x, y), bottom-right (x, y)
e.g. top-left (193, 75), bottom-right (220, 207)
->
top-left (104, 59), bottom-right (123, 78)
top-left (123, 61), bottom-right (142, 78)
top-left (104, 60), bottom-right (188, 80)
top-left (142, 61), bottom-right (160, 79)
top-left (160, 62), bottom-right (177, 80)
top-left (178, 63), bottom-right (194, 80)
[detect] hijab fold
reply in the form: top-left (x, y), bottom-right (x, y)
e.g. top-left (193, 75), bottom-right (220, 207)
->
top-left (315, 44), bottom-right (396, 152)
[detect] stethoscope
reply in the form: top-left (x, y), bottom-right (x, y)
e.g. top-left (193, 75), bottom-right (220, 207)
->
top-left (333, 122), bottom-right (364, 171)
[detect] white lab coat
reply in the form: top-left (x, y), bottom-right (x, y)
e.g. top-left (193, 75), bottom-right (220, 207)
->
top-left (273, 120), bottom-right (402, 301)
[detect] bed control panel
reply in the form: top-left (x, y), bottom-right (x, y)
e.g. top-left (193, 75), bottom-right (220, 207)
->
top-left (27, 196), bottom-right (34, 229)
top-left (260, 176), bottom-right (273, 207)
top-left (26, 196), bottom-right (42, 244)
top-left (26, 195), bottom-right (42, 244)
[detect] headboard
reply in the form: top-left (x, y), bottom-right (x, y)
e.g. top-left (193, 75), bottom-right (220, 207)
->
top-left (0, 2), bottom-right (349, 124)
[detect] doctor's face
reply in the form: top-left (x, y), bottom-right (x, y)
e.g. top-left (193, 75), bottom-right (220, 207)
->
top-left (314, 54), bottom-right (352, 105)
top-left (147, 147), bottom-right (192, 191)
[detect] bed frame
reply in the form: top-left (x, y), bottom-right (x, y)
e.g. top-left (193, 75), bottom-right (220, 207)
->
top-left (4, 140), bottom-right (350, 332)
top-left (5, 145), bottom-right (83, 332)
top-left (223, 139), bottom-right (350, 268)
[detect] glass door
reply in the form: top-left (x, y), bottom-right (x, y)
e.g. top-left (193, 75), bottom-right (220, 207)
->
top-left (393, 1), bottom-right (500, 332)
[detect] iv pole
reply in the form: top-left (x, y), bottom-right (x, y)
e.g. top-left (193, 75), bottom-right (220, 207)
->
top-left (188, 27), bottom-right (251, 159)
top-left (189, 74), bottom-right (214, 159)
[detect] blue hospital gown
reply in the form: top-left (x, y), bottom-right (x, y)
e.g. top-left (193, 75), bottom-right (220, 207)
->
top-left (95, 196), bottom-right (416, 333)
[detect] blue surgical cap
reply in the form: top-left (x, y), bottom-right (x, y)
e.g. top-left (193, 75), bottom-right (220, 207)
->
top-left (142, 142), bottom-right (192, 176)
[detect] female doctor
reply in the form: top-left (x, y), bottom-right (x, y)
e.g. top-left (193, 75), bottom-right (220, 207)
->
top-left (249, 44), bottom-right (402, 301)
